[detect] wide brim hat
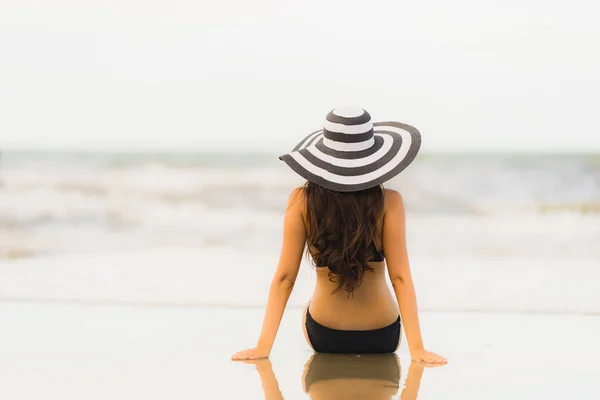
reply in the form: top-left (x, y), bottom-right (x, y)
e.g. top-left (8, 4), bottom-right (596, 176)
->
top-left (279, 107), bottom-right (421, 192)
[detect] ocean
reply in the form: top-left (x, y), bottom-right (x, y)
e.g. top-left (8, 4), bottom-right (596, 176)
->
top-left (0, 151), bottom-right (599, 314)
top-left (1, 151), bottom-right (598, 259)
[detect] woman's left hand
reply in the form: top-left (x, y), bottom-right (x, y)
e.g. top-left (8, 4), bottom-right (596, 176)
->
top-left (231, 346), bottom-right (271, 361)
top-left (410, 349), bottom-right (447, 365)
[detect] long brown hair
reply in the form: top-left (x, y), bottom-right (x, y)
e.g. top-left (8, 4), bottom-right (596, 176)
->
top-left (303, 181), bottom-right (385, 295)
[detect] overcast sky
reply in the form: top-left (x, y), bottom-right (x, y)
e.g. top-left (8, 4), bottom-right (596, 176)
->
top-left (1, 0), bottom-right (599, 153)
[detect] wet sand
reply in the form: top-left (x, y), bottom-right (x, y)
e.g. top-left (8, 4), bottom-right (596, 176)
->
top-left (1, 302), bottom-right (599, 399)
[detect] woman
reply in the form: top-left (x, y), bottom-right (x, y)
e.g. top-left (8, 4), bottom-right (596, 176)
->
top-left (232, 107), bottom-right (446, 364)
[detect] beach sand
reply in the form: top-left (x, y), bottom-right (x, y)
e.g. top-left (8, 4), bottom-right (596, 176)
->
top-left (1, 249), bottom-right (600, 399)
top-left (1, 302), bottom-right (599, 399)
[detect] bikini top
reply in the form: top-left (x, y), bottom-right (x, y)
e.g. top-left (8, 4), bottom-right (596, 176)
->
top-left (368, 242), bottom-right (385, 262)
top-left (311, 240), bottom-right (385, 266)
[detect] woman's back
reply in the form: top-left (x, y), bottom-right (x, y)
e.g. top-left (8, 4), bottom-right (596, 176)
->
top-left (303, 187), bottom-right (401, 331)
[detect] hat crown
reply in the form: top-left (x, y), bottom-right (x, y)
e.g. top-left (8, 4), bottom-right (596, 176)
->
top-left (330, 107), bottom-right (366, 118)
top-left (323, 107), bottom-right (374, 144)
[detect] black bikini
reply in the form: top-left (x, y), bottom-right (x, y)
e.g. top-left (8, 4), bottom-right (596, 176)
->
top-left (369, 242), bottom-right (385, 262)
top-left (305, 241), bottom-right (401, 354)
top-left (312, 241), bottom-right (385, 265)
top-left (306, 308), bottom-right (401, 354)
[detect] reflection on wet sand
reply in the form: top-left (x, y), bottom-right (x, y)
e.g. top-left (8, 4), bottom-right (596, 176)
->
top-left (245, 353), bottom-right (427, 400)
top-left (245, 358), bottom-right (285, 400)
top-left (303, 353), bottom-right (402, 400)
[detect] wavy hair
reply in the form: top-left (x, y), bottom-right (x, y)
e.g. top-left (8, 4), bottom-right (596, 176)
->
top-left (303, 181), bottom-right (384, 295)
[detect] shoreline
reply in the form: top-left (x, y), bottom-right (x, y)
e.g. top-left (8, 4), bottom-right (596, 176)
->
top-left (2, 249), bottom-right (599, 315)
top-left (2, 297), bottom-right (600, 317)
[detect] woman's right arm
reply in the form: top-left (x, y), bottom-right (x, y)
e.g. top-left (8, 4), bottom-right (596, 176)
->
top-left (384, 190), bottom-right (447, 365)
top-left (231, 188), bottom-right (307, 360)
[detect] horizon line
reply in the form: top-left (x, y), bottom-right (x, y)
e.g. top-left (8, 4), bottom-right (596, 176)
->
top-left (1, 147), bottom-right (599, 156)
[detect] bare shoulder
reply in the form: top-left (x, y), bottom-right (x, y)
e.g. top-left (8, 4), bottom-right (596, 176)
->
top-left (382, 189), bottom-right (408, 260)
top-left (286, 187), bottom-right (307, 224)
top-left (383, 188), bottom-right (405, 213)
top-left (284, 187), bottom-right (308, 237)
top-left (287, 187), bottom-right (306, 209)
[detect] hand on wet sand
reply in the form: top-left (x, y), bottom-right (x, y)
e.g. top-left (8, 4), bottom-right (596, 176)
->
top-left (410, 349), bottom-right (447, 366)
top-left (231, 346), bottom-right (270, 361)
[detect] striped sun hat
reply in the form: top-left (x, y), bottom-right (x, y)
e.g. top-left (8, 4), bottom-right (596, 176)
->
top-left (279, 107), bottom-right (422, 192)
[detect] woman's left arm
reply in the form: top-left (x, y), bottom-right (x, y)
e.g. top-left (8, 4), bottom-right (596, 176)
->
top-left (232, 188), bottom-right (306, 360)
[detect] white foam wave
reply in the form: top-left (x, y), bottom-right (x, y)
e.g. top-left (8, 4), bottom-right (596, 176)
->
top-left (1, 153), bottom-right (599, 260)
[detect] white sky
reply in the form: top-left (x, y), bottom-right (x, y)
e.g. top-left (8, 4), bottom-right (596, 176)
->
top-left (1, 0), bottom-right (599, 153)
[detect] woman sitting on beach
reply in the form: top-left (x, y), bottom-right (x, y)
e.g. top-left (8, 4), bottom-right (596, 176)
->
top-left (232, 107), bottom-right (446, 365)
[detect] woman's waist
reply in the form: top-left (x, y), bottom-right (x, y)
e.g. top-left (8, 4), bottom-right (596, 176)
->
top-left (313, 269), bottom-right (390, 292)
top-left (309, 284), bottom-right (398, 330)
top-left (311, 283), bottom-right (396, 307)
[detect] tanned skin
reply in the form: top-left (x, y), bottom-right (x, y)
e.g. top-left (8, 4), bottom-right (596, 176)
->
top-left (232, 187), bottom-right (447, 366)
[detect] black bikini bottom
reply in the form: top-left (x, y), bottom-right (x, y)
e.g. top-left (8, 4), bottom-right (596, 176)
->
top-left (305, 307), bottom-right (401, 354)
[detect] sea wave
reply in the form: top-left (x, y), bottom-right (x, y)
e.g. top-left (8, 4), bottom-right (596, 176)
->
top-left (1, 151), bottom-right (599, 259)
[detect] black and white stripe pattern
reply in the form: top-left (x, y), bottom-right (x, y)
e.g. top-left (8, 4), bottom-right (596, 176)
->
top-left (279, 107), bottom-right (421, 192)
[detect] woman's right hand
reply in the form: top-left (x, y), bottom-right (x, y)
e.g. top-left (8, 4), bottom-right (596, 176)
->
top-left (410, 348), bottom-right (447, 365)
top-left (231, 346), bottom-right (271, 361)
